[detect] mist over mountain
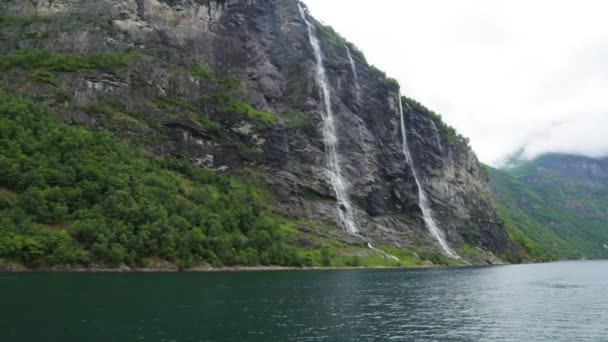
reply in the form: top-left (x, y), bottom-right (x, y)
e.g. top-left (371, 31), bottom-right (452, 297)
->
top-left (489, 153), bottom-right (608, 260)
top-left (493, 113), bottom-right (608, 167)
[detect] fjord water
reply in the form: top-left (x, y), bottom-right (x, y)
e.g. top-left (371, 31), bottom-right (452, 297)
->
top-left (1, 261), bottom-right (607, 341)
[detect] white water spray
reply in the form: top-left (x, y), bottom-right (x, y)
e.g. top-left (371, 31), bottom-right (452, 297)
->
top-left (429, 120), bottom-right (444, 152)
top-left (367, 242), bottom-right (400, 262)
top-left (298, 3), bottom-right (400, 262)
top-left (298, 3), bottom-right (357, 235)
top-left (398, 96), bottom-right (459, 258)
top-left (345, 46), bottom-right (360, 100)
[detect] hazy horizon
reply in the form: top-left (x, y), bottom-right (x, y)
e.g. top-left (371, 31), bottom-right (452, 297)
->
top-left (303, 0), bottom-right (608, 166)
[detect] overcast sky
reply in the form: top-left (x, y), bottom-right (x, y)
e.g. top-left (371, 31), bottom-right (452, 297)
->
top-left (303, 0), bottom-right (608, 166)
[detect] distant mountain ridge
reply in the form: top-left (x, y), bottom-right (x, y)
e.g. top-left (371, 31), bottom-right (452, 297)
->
top-left (489, 153), bottom-right (608, 260)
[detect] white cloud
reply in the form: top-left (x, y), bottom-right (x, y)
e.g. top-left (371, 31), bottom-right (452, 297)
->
top-left (302, 0), bottom-right (608, 166)
top-left (522, 112), bottom-right (608, 160)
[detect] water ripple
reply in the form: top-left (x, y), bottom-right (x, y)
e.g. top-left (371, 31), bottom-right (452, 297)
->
top-left (1, 261), bottom-right (608, 341)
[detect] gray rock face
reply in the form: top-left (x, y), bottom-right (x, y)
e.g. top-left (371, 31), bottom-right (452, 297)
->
top-left (404, 106), bottom-right (515, 255)
top-left (0, 0), bottom-right (520, 260)
top-left (527, 154), bottom-right (608, 190)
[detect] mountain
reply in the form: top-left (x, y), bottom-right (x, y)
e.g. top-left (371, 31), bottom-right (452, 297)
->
top-left (489, 153), bottom-right (608, 260)
top-left (0, 0), bottom-right (523, 270)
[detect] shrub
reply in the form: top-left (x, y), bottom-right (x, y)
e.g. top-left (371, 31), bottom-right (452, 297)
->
top-left (0, 92), bottom-right (302, 268)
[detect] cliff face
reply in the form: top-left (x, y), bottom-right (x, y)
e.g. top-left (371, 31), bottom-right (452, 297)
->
top-left (1, 0), bottom-right (521, 264)
top-left (405, 103), bottom-right (515, 256)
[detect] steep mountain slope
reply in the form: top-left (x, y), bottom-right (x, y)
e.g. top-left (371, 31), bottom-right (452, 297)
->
top-left (490, 154), bottom-right (608, 260)
top-left (0, 0), bottom-right (522, 269)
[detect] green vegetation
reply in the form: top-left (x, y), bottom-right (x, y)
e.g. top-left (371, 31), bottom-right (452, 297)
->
top-left (314, 22), bottom-right (348, 46)
top-left (402, 96), bottom-right (466, 146)
top-left (188, 63), bottom-right (243, 91)
top-left (187, 63), bottom-right (276, 127)
top-left (489, 155), bottom-right (608, 261)
top-left (385, 77), bottom-right (400, 89)
top-left (85, 101), bottom-right (161, 134)
top-left (189, 63), bottom-right (215, 81)
top-left (86, 102), bottom-right (143, 121)
top-left (417, 251), bottom-right (453, 266)
top-left (153, 96), bottom-right (224, 137)
top-left (208, 93), bottom-right (278, 125)
top-left (299, 247), bottom-right (402, 268)
top-left (29, 69), bottom-right (59, 86)
top-left (0, 93), bottom-right (304, 268)
top-left (0, 10), bottom-right (50, 28)
top-left (0, 10), bottom-right (493, 270)
top-left (296, 235), bottom-right (461, 268)
top-left (0, 48), bottom-right (137, 72)
top-left (281, 111), bottom-right (311, 129)
top-left (0, 91), bottom-right (421, 269)
top-left (368, 64), bottom-right (388, 80)
top-left (461, 244), bottom-right (480, 257)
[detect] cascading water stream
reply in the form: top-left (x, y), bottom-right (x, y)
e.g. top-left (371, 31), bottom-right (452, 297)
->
top-left (398, 95), bottom-right (459, 259)
top-left (298, 4), bottom-right (399, 262)
top-left (298, 3), bottom-right (357, 235)
top-left (429, 120), bottom-right (444, 152)
top-left (345, 46), bottom-right (360, 101)
top-left (298, 3), bottom-right (399, 261)
top-left (367, 242), bottom-right (400, 262)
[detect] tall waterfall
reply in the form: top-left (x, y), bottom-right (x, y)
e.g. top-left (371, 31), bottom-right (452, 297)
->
top-left (345, 46), bottom-right (360, 100)
top-left (398, 96), bottom-right (459, 258)
top-left (298, 3), bottom-right (358, 234)
top-left (429, 120), bottom-right (444, 152)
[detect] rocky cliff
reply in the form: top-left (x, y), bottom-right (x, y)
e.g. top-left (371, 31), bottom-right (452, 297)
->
top-left (0, 0), bottom-right (522, 267)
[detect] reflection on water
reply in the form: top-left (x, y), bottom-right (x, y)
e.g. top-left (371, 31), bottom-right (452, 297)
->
top-left (1, 261), bottom-right (607, 341)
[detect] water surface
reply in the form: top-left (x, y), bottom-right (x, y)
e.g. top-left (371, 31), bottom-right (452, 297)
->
top-left (1, 261), bottom-right (607, 341)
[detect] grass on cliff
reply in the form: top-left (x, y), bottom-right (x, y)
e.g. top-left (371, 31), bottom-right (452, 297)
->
top-left (402, 96), bottom-right (467, 146)
top-left (0, 48), bottom-right (138, 72)
top-left (314, 22), bottom-right (348, 46)
top-left (0, 10), bottom-right (50, 28)
top-left (187, 63), bottom-right (279, 127)
top-left (207, 93), bottom-right (278, 125)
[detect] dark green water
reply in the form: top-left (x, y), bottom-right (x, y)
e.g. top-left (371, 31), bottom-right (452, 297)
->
top-left (1, 261), bottom-right (607, 341)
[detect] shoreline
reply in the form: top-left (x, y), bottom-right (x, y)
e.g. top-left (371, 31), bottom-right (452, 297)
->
top-left (2, 261), bottom-right (596, 273)
top-left (12, 259), bottom-right (608, 273)
top-left (0, 261), bottom-right (458, 273)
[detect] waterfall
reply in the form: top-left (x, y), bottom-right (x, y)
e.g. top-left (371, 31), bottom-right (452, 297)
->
top-left (367, 243), bottom-right (400, 262)
top-left (429, 120), bottom-right (444, 152)
top-left (298, 3), bottom-right (400, 262)
top-left (398, 95), bottom-right (459, 259)
top-left (345, 46), bottom-right (360, 100)
top-left (298, 3), bottom-right (358, 234)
